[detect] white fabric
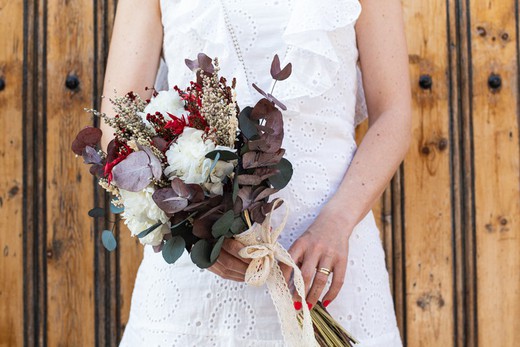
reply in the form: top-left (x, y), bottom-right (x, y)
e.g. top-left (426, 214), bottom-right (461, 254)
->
top-left (120, 0), bottom-right (402, 346)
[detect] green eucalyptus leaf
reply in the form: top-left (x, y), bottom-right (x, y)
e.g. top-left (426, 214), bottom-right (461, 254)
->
top-left (268, 158), bottom-right (293, 189)
top-left (190, 239), bottom-right (213, 268)
top-left (205, 150), bottom-right (239, 161)
top-left (238, 107), bottom-right (258, 139)
top-left (210, 236), bottom-right (226, 263)
top-left (101, 230), bottom-right (117, 251)
top-left (88, 207), bottom-right (105, 218)
top-left (211, 210), bottom-right (235, 238)
top-left (162, 236), bottom-right (186, 264)
top-left (230, 217), bottom-right (247, 234)
top-left (137, 221), bottom-right (163, 238)
top-left (110, 202), bottom-right (124, 214)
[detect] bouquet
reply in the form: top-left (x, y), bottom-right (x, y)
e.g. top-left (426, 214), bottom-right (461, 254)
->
top-left (73, 53), bottom-right (357, 347)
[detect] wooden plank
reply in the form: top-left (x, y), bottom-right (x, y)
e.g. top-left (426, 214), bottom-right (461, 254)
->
top-left (446, 0), bottom-right (476, 344)
top-left (0, 0), bottom-right (24, 346)
top-left (118, 227), bottom-right (143, 335)
top-left (45, 0), bottom-right (96, 345)
top-left (469, 0), bottom-right (520, 345)
top-left (402, 0), bottom-right (455, 345)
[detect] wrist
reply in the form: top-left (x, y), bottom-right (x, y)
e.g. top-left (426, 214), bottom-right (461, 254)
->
top-left (319, 200), bottom-right (358, 238)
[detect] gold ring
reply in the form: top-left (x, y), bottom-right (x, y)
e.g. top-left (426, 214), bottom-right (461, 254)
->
top-left (317, 267), bottom-right (332, 276)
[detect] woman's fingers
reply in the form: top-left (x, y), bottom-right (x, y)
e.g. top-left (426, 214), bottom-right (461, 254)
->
top-left (208, 247), bottom-right (249, 282)
top-left (217, 248), bottom-right (249, 274)
top-left (321, 258), bottom-right (347, 305)
top-left (294, 252), bottom-right (320, 309)
top-left (222, 238), bottom-right (251, 264)
top-left (306, 255), bottom-right (334, 307)
top-left (207, 261), bottom-right (244, 282)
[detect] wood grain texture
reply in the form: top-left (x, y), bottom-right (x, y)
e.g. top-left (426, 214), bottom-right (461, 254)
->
top-left (469, 0), bottom-right (520, 345)
top-left (402, 0), bottom-right (455, 345)
top-left (118, 228), bottom-right (143, 334)
top-left (45, 0), bottom-right (96, 345)
top-left (0, 1), bottom-right (24, 346)
top-left (1, 0), bottom-right (519, 345)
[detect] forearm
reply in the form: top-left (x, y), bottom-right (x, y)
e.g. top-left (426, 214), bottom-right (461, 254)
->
top-left (98, 0), bottom-right (163, 150)
top-left (321, 109), bottom-right (411, 235)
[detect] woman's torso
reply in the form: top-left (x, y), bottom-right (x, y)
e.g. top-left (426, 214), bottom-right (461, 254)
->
top-left (159, 0), bottom-right (363, 248)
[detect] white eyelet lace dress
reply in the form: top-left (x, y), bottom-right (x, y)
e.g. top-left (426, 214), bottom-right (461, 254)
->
top-left (119, 0), bottom-right (403, 346)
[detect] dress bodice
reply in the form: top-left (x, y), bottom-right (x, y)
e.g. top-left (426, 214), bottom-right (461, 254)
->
top-left (157, 0), bottom-right (368, 248)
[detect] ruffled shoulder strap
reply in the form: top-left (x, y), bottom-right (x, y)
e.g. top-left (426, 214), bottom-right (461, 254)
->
top-left (274, 0), bottom-right (362, 102)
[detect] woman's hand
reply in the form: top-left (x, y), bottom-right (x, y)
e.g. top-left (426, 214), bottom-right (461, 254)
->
top-left (285, 204), bottom-right (355, 309)
top-left (207, 238), bottom-right (251, 282)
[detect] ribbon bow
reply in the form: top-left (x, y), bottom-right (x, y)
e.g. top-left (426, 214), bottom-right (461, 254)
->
top-left (234, 199), bottom-right (318, 347)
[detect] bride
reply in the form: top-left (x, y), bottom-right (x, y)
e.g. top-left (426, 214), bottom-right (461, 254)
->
top-left (101, 0), bottom-right (411, 346)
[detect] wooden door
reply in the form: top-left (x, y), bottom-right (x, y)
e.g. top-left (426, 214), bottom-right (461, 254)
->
top-left (1, 0), bottom-right (518, 345)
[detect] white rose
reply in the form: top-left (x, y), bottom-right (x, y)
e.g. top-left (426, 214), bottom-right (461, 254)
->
top-left (119, 186), bottom-right (170, 246)
top-left (164, 127), bottom-right (236, 194)
top-left (202, 160), bottom-right (235, 195)
top-left (138, 89), bottom-right (186, 123)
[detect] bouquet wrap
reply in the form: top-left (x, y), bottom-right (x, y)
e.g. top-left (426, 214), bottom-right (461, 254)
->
top-left (234, 199), bottom-right (318, 347)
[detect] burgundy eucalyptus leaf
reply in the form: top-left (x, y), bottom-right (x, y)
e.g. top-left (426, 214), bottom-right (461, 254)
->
top-left (237, 174), bottom-right (264, 186)
top-left (250, 205), bottom-right (267, 224)
top-left (89, 164), bottom-right (105, 177)
top-left (260, 201), bottom-right (276, 216)
top-left (252, 83), bottom-right (268, 99)
top-left (253, 167), bottom-right (280, 181)
top-left (242, 149), bottom-right (285, 169)
top-left (192, 217), bottom-right (214, 239)
top-left (82, 146), bottom-right (102, 165)
top-left (111, 151), bottom-right (153, 192)
top-left (152, 136), bottom-right (169, 152)
top-left (71, 126), bottom-right (102, 155)
top-left (171, 177), bottom-right (191, 199)
top-left (199, 204), bottom-right (224, 220)
top-left (184, 200), bottom-right (210, 212)
top-left (106, 139), bottom-right (118, 163)
top-left (270, 54), bottom-right (292, 81)
top-left (185, 53), bottom-right (215, 74)
top-left (185, 58), bottom-right (199, 72)
top-left (254, 187), bottom-right (279, 202)
top-left (248, 139), bottom-right (268, 152)
top-left (141, 146), bottom-right (162, 181)
top-left (197, 53), bottom-right (215, 74)
top-left (255, 125), bottom-right (275, 135)
top-left (250, 98), bottom-right (276, 120)
top-left (186, 184), bottom-right (205, 202)
top-left (267, 93), bottom-right (287, 111)
top-left (237, 187), bottom-right (253, 210)
top-left (270, 54), bottom-right (282, 80)
top-left (152, 187), bottom-right (188, 214)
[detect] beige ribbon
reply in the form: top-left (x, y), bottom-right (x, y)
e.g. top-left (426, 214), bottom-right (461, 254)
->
top-left (234, 199), bottom-right (318, 347)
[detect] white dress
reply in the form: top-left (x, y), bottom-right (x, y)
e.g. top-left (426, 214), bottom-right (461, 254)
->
top-left (120, 0), bottom-right (403, 346)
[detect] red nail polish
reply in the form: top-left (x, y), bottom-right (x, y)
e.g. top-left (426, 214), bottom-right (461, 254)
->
top-left (307, 303), bottom-right (313, 310)
top-left (294, 301), bottom-right (302, 310)
top-left (323, 300), bottom-right (331, 308)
